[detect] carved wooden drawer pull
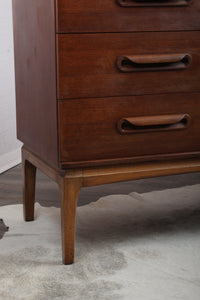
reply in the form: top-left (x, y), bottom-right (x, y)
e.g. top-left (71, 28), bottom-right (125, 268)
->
top-left (117, 114), bottom-right (191, 133)
top-left (116, 53), bottom-right (192, 72)
top-left (117, 0), bottom-right (193, 7)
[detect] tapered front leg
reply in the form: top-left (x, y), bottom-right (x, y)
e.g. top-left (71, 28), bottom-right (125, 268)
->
top-left (59, 175), bottom-right (82, 264)
top-left (22, 150), bottom-right (37, 221)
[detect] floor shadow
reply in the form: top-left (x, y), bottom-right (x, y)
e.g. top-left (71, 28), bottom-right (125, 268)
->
top-left (0, 219), bottom-right (9, 239)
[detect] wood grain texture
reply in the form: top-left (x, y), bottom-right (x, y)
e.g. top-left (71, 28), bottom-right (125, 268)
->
top-left (22, 147), bottom-right (62, 185)
top-left (117, 114), bottom-right (191, 134)
top-left (22, 150), bottom-right (37, 221)
top-left (116, 0), bottom-right (192, 7)
top-left (56, 0), bottom-right (200, 33)
top-left (58, 93), bottom-right (200, 166)
top-left (59, 174), bottom-right (82, 264)
top-left (82, 158), bottom-right (200, 187)
top-left (116, 53), bottom-right (192, 72)
top-left (12, 0), bottom-right (58, 168)
top-left (57, 32), bottom-right (200, 99)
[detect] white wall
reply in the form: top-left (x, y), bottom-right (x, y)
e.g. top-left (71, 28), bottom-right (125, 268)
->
top-left (0, 0), bottom-right (22, 174)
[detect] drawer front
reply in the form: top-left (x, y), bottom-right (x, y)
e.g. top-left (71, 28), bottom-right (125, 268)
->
top-left (58, 93), bottom-right (200, 166)
top-left (56, 0), bottom-right (200, 33)
top-left (57, 32), bottom-right (200, 99)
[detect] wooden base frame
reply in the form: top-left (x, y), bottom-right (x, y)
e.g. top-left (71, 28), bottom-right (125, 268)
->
top-left (22, 146), bottom-right (200, 264)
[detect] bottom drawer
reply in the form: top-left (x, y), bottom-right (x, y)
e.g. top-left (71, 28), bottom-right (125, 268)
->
top-left (58, 93), bottom-right (200, 167)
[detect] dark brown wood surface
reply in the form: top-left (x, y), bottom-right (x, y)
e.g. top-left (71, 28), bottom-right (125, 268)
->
top-left (82, 158), bottom-right (200, 187)
top-left (59, 173), bottom-right (82, 264)
top-left (56, 0), bottom-right (200, 33)
top-left (57, 32), bottom-right (200, 99)
top-left (12, 0), bottom-right (58, 168)
top-left (58, 93), bottom-right (200, 166)
top-left (22, 154), bottom-right (36, 221)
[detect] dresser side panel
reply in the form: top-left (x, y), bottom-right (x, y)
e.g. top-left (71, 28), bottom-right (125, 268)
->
top-left (12, 0), bottom-right (58, 168)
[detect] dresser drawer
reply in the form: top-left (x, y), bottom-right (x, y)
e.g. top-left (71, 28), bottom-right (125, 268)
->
top-left (58, 93), bottom-right (200, 167)
top-left (57, 32), bottom-right (200, 99)
top-left (56, 0), bottom-right (200, 33)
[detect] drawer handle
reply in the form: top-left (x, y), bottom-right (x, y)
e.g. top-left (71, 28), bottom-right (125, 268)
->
top-left (117, 114), bottom-right (191, 134)
top-left (117, 0), bottom-right (192, 7)
top-left (116, 53), bottom-right (192, 72)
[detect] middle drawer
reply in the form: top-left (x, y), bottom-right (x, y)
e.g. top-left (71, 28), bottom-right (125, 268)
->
top-left (57, 31), bottom-right (200, 100)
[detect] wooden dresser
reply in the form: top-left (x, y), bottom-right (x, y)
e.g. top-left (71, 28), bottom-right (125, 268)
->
top-left (12, 0), bottom-right (200, 264)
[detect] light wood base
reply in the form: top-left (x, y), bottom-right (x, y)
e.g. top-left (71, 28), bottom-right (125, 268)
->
top-left (22, 146), bottom-right (200, 264)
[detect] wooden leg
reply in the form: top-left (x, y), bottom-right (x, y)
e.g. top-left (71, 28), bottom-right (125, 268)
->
top-left (22, 151), bottom-right (37, 221)
top-left (59, 176), bottom-right (82, 264)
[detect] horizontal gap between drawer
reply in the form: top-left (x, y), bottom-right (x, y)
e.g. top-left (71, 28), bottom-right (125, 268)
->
top-left (59, 152), bottom-right (200, 169)
top-left (56, 29), bottom-right (200, 35)
top-left (56, 90), bottom-right (200, 101)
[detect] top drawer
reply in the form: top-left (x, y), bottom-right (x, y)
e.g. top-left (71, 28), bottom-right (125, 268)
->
top-left (56, 0), bottom-right (200, 33)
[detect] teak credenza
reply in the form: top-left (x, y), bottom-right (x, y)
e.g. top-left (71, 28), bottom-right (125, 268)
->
top-left (12, 0), bottom-right (200, 264)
